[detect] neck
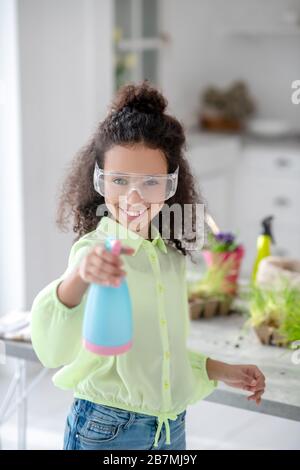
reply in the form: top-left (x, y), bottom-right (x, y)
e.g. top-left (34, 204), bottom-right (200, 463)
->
top-left (110, 214), bottom-right (152, 240)
top-left (134, 221), bottom-right (152, 240)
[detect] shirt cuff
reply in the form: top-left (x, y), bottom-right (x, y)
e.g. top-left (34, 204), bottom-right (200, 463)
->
top-left (52, 278), bottom-right (85, 317)
top-left (188, 348), bottom-right (218, 389)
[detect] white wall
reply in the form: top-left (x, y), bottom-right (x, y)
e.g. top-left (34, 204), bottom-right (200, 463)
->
top-left (0, 0), bottom-right (25, 314)
top-left (17, 0), bottom-right (114, 308)
top-left (160, 0), bottom-right (300, 128)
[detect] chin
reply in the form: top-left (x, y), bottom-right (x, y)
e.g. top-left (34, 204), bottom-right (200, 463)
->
top-left (117, 206), bottom-right (152, 235)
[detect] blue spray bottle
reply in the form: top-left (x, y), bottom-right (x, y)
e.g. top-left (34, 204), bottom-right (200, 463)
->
top-left (82, 237), bottom-right (133, 355)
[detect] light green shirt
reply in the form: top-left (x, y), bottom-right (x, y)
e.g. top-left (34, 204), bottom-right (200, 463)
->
top-left (30, 215), bottom-right (218, 448)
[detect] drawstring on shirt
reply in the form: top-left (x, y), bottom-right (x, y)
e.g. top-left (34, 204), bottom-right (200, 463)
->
top-left (153, 413), bottom-right (178, 448)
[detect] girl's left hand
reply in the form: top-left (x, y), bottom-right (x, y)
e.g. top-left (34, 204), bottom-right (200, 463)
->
top-left (207, 359), bottom-right (266, 405)
top-left (222, 363), bottom-right (266, 404)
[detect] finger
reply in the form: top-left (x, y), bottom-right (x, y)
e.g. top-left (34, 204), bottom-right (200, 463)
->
top-left (256, 373), bottom-right (266, 387)
top-left (98, 243), bottom-right (134, 258)
top-left (253, 366), bottom-right (265, 381)
top-left (246, 365), bottom-right (264, 383)
top-left (100, 249), bottom-right (124, 267)
top-left (120, 246), bottom-right (135, 255)
top-left (86, 270), bottom-right (123, 286)
top-left (93, 245), bottom-right (123, 267)
top-left (242, 373), bottom-right (258, 387)
top-left (247, 389), bottom-right (265, 401)
top-left (90, 254), bottom-right (124, 275)
top-left (247, 375), bottom-right (265, 393)
top-left (247, 387), bottom-right (265, 395)
top-left (245, 379), bottom-right (265, 392)
top-left (102, 262), bottom-right (126, 277)
top-left (247, 394), bottom-right (262, 405)
top-left (90, 249), bottom-right (123, 269)
top-left (89, 263), bottom-right (126, 279)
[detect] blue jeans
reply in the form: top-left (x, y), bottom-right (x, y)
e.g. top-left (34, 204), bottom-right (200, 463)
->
top-left (63, 398), bottom-right (186, 450)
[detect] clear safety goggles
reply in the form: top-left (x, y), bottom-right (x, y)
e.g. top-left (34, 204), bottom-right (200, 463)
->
top-left (93, 162), bottom-right (179, 203)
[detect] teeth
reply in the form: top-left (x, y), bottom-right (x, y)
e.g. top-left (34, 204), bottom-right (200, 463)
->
top-left (122, 208), bottom-right (146, 216)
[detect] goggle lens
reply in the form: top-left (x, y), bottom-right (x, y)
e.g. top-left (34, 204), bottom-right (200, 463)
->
top-left (94, 164), bottom-right (179, 203)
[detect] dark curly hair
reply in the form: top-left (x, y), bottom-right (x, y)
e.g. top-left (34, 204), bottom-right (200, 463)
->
top-left (56, 80), bottom-right (206, 258)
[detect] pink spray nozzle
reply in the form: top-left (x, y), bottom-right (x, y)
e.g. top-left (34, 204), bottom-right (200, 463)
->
top-left (104, 237), bottom-right (122, 256)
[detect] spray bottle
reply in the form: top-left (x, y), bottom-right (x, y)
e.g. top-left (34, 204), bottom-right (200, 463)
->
top-left (82, 237), bottom-right (133, 355)
top-left (252, 215), bottom-right (275, 283)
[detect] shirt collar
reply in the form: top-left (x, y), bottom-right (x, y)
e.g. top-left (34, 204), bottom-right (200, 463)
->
top-left (96, 216), bottom-right (167, 256)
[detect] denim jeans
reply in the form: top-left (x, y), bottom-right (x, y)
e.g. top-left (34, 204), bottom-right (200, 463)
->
top-left (63, 398), bottom-right (186, 450)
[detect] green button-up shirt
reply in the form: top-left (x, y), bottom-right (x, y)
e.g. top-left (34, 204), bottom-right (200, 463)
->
top-left (30, 216), bottom-right (218, 448)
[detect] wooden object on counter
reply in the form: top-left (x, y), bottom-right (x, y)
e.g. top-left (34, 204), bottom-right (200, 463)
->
top-left (200, 113), bottom-right (242, 132)
top-left (254, 323), bottom-right (288, 348)
top-left (189, 296), bottom-right (234, 320)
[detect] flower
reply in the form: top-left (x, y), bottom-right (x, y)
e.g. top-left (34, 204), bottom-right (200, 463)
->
top-left (207, 231), bottom-right (239, 253)
top-left (215, 232), bottom-right (235, 244)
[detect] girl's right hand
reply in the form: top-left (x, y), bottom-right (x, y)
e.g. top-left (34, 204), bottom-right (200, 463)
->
top-left (78, 242), bottom-right (135, 287)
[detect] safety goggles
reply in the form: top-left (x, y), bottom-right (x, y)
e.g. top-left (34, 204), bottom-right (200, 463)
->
top-left (93, 162), bottom-right (179, 203)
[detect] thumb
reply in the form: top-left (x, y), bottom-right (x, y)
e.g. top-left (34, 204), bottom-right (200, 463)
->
top-left (120, 245), bottom-right (135, 255)
top-left (242, 373), bottom-right (257, 386)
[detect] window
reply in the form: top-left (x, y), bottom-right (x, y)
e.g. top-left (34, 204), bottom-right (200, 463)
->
top-left (114, 0), bottom-right (162, 90)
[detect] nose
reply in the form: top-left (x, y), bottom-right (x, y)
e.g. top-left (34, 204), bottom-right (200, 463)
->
top-left (126, 188), bottom-right (144, 205)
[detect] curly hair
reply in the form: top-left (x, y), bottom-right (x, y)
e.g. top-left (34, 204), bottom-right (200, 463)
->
top-left (56, 80), bottom-right (206, 258)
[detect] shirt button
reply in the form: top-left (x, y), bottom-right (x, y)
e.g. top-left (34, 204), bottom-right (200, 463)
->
top-left (160, 319), bottom-right (166, 326)
top-left (157, 283), bottom-right (164, 293)
top-left (164, 381), bottom-right (169, 389)
top-left (150, 254), bottom-right (156, 262)
top-left (165, 351), bottom-right (170, 360)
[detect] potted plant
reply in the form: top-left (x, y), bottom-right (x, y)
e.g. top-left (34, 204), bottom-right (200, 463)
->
top-left (200, 81), bottom-right (255, 133)
top-left (202, 231), bottom-right (245, 296)
top-left (188, 262), bottom-right (235, 319)
top-left (246, 280), bottom-right (300, 347)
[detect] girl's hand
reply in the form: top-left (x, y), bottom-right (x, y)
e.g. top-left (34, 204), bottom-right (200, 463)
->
top-left (78, 242), bottom-right (135, 287)
top-left (207, 359), bottom-right (266, 405)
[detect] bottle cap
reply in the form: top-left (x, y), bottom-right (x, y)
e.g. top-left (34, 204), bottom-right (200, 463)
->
top-left (104, 237), bottom-right (122, 255)
top-left (261, 215), bottom-right (275, 244)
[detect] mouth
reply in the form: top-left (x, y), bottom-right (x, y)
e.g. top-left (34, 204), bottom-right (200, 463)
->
top-left (119, 206), bottom-right (148, 221)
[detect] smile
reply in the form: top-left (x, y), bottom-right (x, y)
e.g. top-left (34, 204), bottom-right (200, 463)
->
top-left (119, 207), bottom-right (148, 218)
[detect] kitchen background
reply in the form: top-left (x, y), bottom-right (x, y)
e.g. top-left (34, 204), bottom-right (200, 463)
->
top-left (0, 0), bottom-right (300, 450)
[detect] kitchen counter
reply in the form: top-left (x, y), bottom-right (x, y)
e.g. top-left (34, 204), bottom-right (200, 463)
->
top-left (186, 127), bottom-right (300, 147)
top-left (187, 312), bottom-right (300, 421)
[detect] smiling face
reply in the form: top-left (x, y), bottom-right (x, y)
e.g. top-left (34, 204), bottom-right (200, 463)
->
top-left (103, 144), bottom-right (168, 238)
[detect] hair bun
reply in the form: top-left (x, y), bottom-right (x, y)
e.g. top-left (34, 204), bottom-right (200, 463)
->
top-left (111, 80), bottom-right (167, 115)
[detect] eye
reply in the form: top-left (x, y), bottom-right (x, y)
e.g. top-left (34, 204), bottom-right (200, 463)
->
top-left (144, 178), bottom-right (159, 186)
top-left (112, 177), bottom-right (128, 186)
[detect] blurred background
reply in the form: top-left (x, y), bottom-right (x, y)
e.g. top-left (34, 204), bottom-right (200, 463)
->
top-left (0, 0), bottom-right (300, 450)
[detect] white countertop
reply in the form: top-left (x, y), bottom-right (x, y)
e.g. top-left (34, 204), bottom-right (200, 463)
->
top-left (187, 312), bottom-right (300, 420)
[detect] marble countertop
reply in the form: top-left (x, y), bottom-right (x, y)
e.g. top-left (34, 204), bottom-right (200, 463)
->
top-left (187, 312), bottom-right (300, 421)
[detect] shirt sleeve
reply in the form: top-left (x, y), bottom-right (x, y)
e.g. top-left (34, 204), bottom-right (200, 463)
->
top-left (30, 240), bottom-right (92, 369)
top-left (182, 255), bottom-right (218, 399)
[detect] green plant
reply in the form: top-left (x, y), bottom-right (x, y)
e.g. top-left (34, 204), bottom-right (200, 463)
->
top-left (245, 279), bottom-right (300, 345)
top-left (201, 81), bottom-right (255, 121)
top-left (188, 259), bottom-right (234, 301)
top-left (278, 287), bottom-right (300, 344)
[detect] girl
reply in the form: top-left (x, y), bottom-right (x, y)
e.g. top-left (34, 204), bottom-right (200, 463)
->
top-left (30, 81), bottom-right (265, 451)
